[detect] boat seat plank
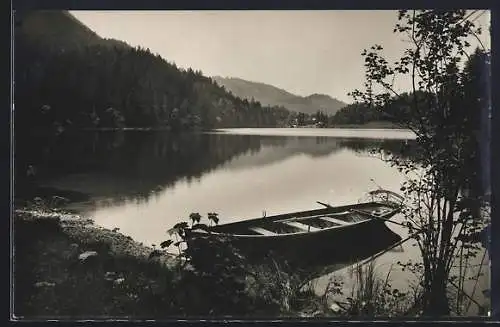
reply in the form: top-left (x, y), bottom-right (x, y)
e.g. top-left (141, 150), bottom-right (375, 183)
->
top-left (249, 227), bottom-right (278, 236)
top-left (283, 221), bottom-right (321, 232)
top-left (330, 211), bottom-right (351, 216)
top-left (320, 216), bottom-right (351, 226)
top-left (275, 211), bottom-right (350, 224)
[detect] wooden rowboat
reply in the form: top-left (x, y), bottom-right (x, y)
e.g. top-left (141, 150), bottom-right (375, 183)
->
top-left (186, 190), bottom-right (404, 265)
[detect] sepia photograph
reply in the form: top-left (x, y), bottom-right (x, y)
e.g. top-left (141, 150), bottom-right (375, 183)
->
top-left (12, 9), bottom-right (491, 319)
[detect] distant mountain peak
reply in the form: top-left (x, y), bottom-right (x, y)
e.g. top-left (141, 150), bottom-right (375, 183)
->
top-left (212, 76), bottom-right (298, 97)
top-left (212, 76), bottom-right (346, 115)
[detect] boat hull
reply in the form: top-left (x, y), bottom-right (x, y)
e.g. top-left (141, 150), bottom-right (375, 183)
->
top-left (186, 206), bottom-right (402, 267)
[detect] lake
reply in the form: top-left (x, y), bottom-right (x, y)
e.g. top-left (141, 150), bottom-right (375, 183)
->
top-left (23, 128), bottom-right (488, 313)
top-left (33, 128), bottom-right (414, 244)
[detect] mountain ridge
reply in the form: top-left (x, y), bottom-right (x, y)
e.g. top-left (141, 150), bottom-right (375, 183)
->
top-left (212, 76), bottom-right (347, 115)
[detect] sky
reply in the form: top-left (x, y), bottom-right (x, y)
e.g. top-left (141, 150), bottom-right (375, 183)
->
top-left (71, 10), bottom-right (491, 103)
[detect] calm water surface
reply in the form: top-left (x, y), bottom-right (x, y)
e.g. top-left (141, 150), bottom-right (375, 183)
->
top-left (39, 128), bottom-right (414, 245)
top-left (33, 128), bottom-right (487, 309)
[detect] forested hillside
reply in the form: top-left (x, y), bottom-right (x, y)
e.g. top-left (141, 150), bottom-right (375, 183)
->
top-left (212, 76), bottom-right (346, 116)
top-left (14, 11), bottom-right (293, 134)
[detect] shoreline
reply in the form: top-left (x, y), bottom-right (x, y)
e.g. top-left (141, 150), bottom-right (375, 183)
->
top-left (12, 209), bottom-right (331, 318)
top-left (69, 123), bottom-right (405, 133)
top-left (14, 208), bottom-right (177, 266)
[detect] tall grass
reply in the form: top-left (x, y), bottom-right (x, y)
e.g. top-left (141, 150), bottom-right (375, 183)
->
top-left (339, 260), bottom-right (418, 317)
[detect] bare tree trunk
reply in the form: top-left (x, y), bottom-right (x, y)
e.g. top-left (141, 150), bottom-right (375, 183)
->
top-left (423, 265), bottom-right (450, 315)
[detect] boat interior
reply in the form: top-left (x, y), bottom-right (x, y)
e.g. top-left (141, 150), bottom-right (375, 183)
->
top-left (221, 203), bottom-right (397, 236)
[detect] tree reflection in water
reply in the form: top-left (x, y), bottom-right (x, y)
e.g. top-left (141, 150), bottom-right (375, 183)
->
top-left (16, 131), bottom-right (415, 205)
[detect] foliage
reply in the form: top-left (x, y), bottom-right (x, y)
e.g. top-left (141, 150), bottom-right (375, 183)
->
top-left (331, 92), bottom-right (420, 126)
top-left (350, 10), bottom-right (490, 315)
top-left (342, 261), bottom-right (418, 317)
top-left (153, 213), bottom-right (302, 316)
